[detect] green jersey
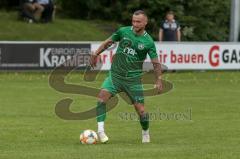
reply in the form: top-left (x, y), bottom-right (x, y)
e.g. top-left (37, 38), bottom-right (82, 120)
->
top-left (110, 26), bottom-right (157, 79)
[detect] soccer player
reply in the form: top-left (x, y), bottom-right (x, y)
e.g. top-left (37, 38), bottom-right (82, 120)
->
top-left (90, 10), bottom-right (163, 143)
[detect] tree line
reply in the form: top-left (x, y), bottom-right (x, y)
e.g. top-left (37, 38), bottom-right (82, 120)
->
top-left (1, 0), bottom-right (231, 41)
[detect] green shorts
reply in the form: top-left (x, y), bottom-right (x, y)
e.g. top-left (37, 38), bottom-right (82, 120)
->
top-left (101, 75), bottom-right (144, 104)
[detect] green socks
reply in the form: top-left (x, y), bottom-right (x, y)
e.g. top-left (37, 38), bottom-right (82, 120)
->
top-left (140, 113), bottom-right (149, 130)
top-left (96, 101), bottom-right (106, 122)
top-left (97, 101), bottom-right (149, 131)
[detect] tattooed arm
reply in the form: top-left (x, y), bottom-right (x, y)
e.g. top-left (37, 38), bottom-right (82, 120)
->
top-left (89, 38), bottom-right (114, 67)
top-left (151, 58), bottom-right (163, 93)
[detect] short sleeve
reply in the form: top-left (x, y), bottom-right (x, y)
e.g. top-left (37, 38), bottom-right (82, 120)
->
top-left (111, 28), bottom-right (122, 42)
top-left (148, 42), bottom-right (158, 59)
top-left (160, 21), bottom-right (164, 30)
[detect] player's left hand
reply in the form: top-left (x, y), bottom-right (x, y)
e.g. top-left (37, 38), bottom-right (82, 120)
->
top-left (154, 79), bottom-right (163, 93)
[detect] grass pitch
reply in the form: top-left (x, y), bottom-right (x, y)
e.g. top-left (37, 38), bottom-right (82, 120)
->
top-left (0, 71), bottom-right (240, 159)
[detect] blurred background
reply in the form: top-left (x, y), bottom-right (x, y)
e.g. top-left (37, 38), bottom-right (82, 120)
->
top-left (0, 0), bottom-right (239, 41)
top-left (0, 1), bottom-right (240, 159)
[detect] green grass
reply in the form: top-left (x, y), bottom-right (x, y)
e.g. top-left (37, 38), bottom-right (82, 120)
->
top-left (0, 71), bottom-right (240, 159)
top-left (0, 11), bottom-right (113, 41)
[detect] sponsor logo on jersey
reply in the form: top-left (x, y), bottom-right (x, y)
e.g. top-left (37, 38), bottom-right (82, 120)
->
top-left (120, 37), bottom-right (132, 48)
top-left (138, 43), bottom-right (144, 50)
top-left (123, 47), bottom-right (137, 56)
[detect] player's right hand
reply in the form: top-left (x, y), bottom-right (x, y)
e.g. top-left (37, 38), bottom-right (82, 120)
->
top-left (154, 79), bottom-right (163, 94)
top-left (89, 52), bottom-right (98, 68)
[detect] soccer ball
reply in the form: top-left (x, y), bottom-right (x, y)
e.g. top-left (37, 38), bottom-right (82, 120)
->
top-left (80, 129), bottom-right (98, 144)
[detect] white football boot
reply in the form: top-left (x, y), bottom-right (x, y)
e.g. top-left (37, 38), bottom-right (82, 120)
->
top-left (142, 129), bottom-right (150, 143)
top-left (98, 132), bottom-right (109, 143)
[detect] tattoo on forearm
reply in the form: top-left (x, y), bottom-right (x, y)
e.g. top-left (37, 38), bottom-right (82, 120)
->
top-left (96, 41), bottom-right (113, 55)
top-left (153, 62), bottom-right (162, 80)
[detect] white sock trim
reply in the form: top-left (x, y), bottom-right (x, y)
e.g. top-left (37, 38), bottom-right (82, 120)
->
top-left (142, 129), bottom-right (149, 135)
top-left (98, 122), bottom-right (104, 133)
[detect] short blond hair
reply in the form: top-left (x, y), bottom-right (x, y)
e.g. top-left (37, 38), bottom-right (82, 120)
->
top-left (133, 10), bottom-right (147, 18)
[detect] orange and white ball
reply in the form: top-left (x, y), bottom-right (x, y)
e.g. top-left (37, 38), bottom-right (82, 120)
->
top-left (80, 130), bottom-right (98, 144)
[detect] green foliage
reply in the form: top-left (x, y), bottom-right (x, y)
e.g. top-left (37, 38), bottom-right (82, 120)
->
top-left (0, 11), bottom-right (110, 41)
top-left (0, 0), bottom-right (231, 41)
top-left (57, 0), bottom-right (231, 41)
top-left (0, 0), bottom-right (19, 9)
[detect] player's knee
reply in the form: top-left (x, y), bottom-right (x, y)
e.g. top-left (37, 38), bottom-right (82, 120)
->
top-left (135, 108), bottom-right (145, 116)
top-left (97, 94), bottom-right (105, 103)
top-left (97, 98), bottom-right (105, 103)
top-left (134, 104), bottom-right (145, 115)
top-left (97, 93), bottom-right (108, 103)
